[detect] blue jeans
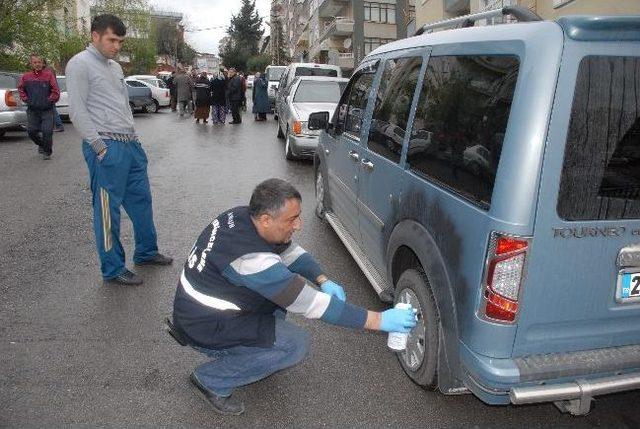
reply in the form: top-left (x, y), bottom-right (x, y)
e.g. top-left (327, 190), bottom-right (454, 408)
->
top-left (82, 139), bottom-right (159, 278)
top-left (53, 107), bottom-right (63, 129)
top-left (193, 317), bottom-right (309, 397)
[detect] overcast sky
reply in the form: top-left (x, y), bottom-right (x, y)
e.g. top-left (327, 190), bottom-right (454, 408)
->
top-left (149, 0), bottom-right (272, 55)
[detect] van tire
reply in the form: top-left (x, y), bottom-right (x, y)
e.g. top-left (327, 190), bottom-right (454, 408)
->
top-left (395, 268), bottom-right (439, 390)
top-left (277, 122), bottom-right (284, 139)
top-left (315, 168), bottom-right (326, 220)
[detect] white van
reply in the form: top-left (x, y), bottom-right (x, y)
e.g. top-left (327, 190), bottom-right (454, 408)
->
top-left (274, 63), bottom-right (342, 120)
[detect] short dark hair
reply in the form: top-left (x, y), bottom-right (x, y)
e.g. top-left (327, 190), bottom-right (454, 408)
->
top-left (91, 14), bottom-right (126, 36)
top-left (249, 179), bottom-right (301, 218)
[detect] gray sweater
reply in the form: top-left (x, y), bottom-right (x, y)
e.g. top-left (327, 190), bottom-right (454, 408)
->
top-left (66, 45), bottom-right (135, 153)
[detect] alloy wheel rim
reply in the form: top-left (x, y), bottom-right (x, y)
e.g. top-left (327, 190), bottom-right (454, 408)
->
top-left (397, 288), bottom-right (426, 370)
top-left (316, 172), bottom-right (324, 210)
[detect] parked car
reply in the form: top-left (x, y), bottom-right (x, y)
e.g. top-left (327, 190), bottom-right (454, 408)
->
top-left (274, 63), bottom-right (342, 120)
top-left (265, 65), bottom-right (286, 112)
top-left (55, 75), bottom-right (69, 121)
top-left (124, 80), bottom-right (155, 113)
top-left (276, 76), bottom-right (348, 160)
top-left (246, 74), bottom-right (255, 88)
top-left (126, 75), bottom-right (170, 110)
top-left (0, 72), bottom-right (27, 138)
top-left (309, 8), bottom-right (640, 416)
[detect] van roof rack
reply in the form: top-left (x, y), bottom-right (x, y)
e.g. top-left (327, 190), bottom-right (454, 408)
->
top-left (414, 6), bottom-right (542, 36)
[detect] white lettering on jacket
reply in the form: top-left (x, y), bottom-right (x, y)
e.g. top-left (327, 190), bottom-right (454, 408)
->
top-left (197, 219), bottom-right (220, 272)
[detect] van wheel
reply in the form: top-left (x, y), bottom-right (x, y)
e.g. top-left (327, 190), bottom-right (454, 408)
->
top-left (277, 122), bottom-right (284, 139)
top-left (395, 268), bottom-right (439, 390)
top-left (315, 168), bottom-right (326, 219)
top-left (129, 102), bottom-right (136, 113)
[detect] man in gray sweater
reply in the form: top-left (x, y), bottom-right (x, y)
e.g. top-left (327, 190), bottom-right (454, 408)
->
top-left (66, 14), bottom-right (172, 285)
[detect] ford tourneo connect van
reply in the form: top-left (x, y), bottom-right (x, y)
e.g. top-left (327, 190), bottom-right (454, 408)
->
top-left (308, 6), bottom-right (640, 415)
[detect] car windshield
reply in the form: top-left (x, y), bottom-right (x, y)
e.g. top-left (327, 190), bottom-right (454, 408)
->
top-left (56, 77), bottom-right (66, 91)
top-left (0, 74), bottom-right (18, 89)
top-left (267, 68), bottom-right (284, 81)
top-left (294, 67), bottom-right (338, 77)
top-left (139, 78), bottom-right (165, 88)
top-left (293, 81), bottom-right (346, 103)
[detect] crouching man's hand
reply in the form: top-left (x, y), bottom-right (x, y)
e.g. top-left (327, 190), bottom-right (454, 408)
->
top-left (320, 280), bottom-right (346, 301)
top-left (365, 307), bottom-right (416, 333)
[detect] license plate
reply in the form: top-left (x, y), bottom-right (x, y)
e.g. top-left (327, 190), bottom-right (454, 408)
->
top-left (617, 271), bottom-right (640, 303)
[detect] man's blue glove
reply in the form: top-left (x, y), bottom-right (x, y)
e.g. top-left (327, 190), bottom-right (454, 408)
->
top-left (380, 307), bottom-right (417, 333)
top-left (320, 280), bottom-right (346, 301)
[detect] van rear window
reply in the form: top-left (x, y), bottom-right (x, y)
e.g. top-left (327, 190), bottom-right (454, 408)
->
top-left (295, 67), bottom-right (338, 77)
top-left (558, 56), bottom-right (640, 220)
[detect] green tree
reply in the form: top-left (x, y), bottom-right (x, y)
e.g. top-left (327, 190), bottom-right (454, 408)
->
top-left (227, 0), bottom-right (263, 56)
top-left (247, 54), bottom-right (270, 74)
top-left (220, 44), bottom-right (249, 72)
top-left (0, 0), bottom-right (68, 71)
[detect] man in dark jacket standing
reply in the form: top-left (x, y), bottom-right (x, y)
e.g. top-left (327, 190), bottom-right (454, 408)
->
top-left (18, 54), bottom-right (60, 159)
top-left (225, 68), bottom-right (243, 124)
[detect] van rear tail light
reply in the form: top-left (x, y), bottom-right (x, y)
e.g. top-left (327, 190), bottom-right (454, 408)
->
top-left (293, 120), bottom-right (302, 135)
top-left (5, 90), bottom-right (18, 107)
top-left (482, 233), bottom-right (530, 323)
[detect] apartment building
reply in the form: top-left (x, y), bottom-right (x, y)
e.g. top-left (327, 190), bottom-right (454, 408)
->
top-left (280, 0), bottom-right (415, 74)
top-left (416, 0), bottom-right (640, 31)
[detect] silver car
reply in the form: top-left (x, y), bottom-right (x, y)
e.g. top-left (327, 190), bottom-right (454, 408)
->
top-left (276, 76), bottom-right (348, 160)
top-left (0, 72), bottom-right (27, 138)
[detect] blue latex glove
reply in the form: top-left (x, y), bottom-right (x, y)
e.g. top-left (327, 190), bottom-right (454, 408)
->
top-left (320, 280), bottom-right (346, 301)
top-left (380, 307), bottom-right (417, 333)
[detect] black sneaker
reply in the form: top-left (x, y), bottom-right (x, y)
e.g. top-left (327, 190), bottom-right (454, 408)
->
top-left (106, 269), bottom-right (143, 286)
top-left (190, 372), bottom-right (245, 415)
top-left (42, 153), bottom-right (52, 160)
top-left (135, 253), bottom-right (173, 266)
top-left (37, 146), bottom-right (44, 154)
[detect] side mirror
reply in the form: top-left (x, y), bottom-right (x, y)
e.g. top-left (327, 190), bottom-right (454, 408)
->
top-left (308, 111), bottom-right (330, 131)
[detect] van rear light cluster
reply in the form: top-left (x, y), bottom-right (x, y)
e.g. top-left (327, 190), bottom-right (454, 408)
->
top-left (482, 233), bottom-right (530, 323)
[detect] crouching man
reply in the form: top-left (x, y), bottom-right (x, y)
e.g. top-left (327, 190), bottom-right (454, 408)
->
top-left (171, 178), bottom-right (416, 415)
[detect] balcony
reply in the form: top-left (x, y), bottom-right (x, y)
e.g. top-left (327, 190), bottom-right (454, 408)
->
top-left (320, 17), bottom-right (354, 41)
top-left (444, 0), bottom-right (470, 14)
top-left (315, 0), bottom-right (348, 18)
top-left (338, 52), bottom-right (354, 69)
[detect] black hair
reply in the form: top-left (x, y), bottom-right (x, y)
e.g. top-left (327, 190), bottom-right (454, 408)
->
top-left (91, 14), bottom-right (126, 36)
top-left (249, 178), bottom-right (301, 218)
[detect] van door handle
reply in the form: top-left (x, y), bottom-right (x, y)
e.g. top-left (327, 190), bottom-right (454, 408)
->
top-left (349, 151), bottom-right (359, 161)
top-left (361, 159), bottom-right (374, 171)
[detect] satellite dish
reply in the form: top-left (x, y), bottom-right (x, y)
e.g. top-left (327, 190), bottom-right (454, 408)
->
top-left (343, 38), bottom-right (352, 49)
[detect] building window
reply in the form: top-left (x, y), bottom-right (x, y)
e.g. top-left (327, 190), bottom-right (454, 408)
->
top-left (364, 2), bottom-right (396, 24)
top-left (364, 37), bottom-right (395, 55)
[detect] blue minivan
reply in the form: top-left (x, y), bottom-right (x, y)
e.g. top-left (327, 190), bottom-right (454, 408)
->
top-left (309, 7), bottom-right (640, 415)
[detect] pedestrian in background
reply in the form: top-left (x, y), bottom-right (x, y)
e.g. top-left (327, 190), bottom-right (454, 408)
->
top-left (66, 14), bottom-right (172, 285)
top-left (209, 68), bottom-right (227, 125)
top-left (251, 72), bottom-right (269, 122)
top-left (174, 68), bottom-right (191, 117)
top-left (167, 71), bottom-right (177, 111)
top-left (194, 72), bottom-right (211, 124)
top-left (240, 72), bottom-right (247, 112)
top-left (225, 68), bottom-right (243, 124)
top-left (190, 70), bottom-right (198, 114)
top-left (17, 53), bottom-right (60, 160)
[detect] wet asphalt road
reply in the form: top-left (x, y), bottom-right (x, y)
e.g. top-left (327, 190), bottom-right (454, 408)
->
top-left (1, 102), bottom-right (639, 428)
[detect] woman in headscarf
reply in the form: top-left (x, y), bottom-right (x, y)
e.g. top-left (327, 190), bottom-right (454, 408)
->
top-left (251, 72), bottom-right (269, 121)
top-left (209, 69), bottom-right (227, 125)
top-left (194, 72), bottom-right (211, 123)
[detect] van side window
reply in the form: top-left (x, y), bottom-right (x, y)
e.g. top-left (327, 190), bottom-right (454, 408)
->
top-left (407, 55), bottom-right (520, 209)
top-left (367, 57), bottom-right (423, 163)
top-left (558, 56), bottom-right (640, 220)
top-left (336, 72), bottom-right (375, 138)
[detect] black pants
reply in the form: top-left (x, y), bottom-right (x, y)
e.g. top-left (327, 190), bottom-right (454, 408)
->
top-left (27, 108), bottom-right (54, 155)
top-left (229, 101), bottom-right (242, 123)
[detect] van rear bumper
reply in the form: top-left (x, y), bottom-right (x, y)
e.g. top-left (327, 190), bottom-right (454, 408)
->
top-left (510, 372), bottom-right (640, 404)
top-left (460, 341), bottom-right (640, 409)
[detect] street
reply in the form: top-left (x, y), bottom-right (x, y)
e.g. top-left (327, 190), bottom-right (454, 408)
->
top-left (1, 105), bottom-right (638, 428)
